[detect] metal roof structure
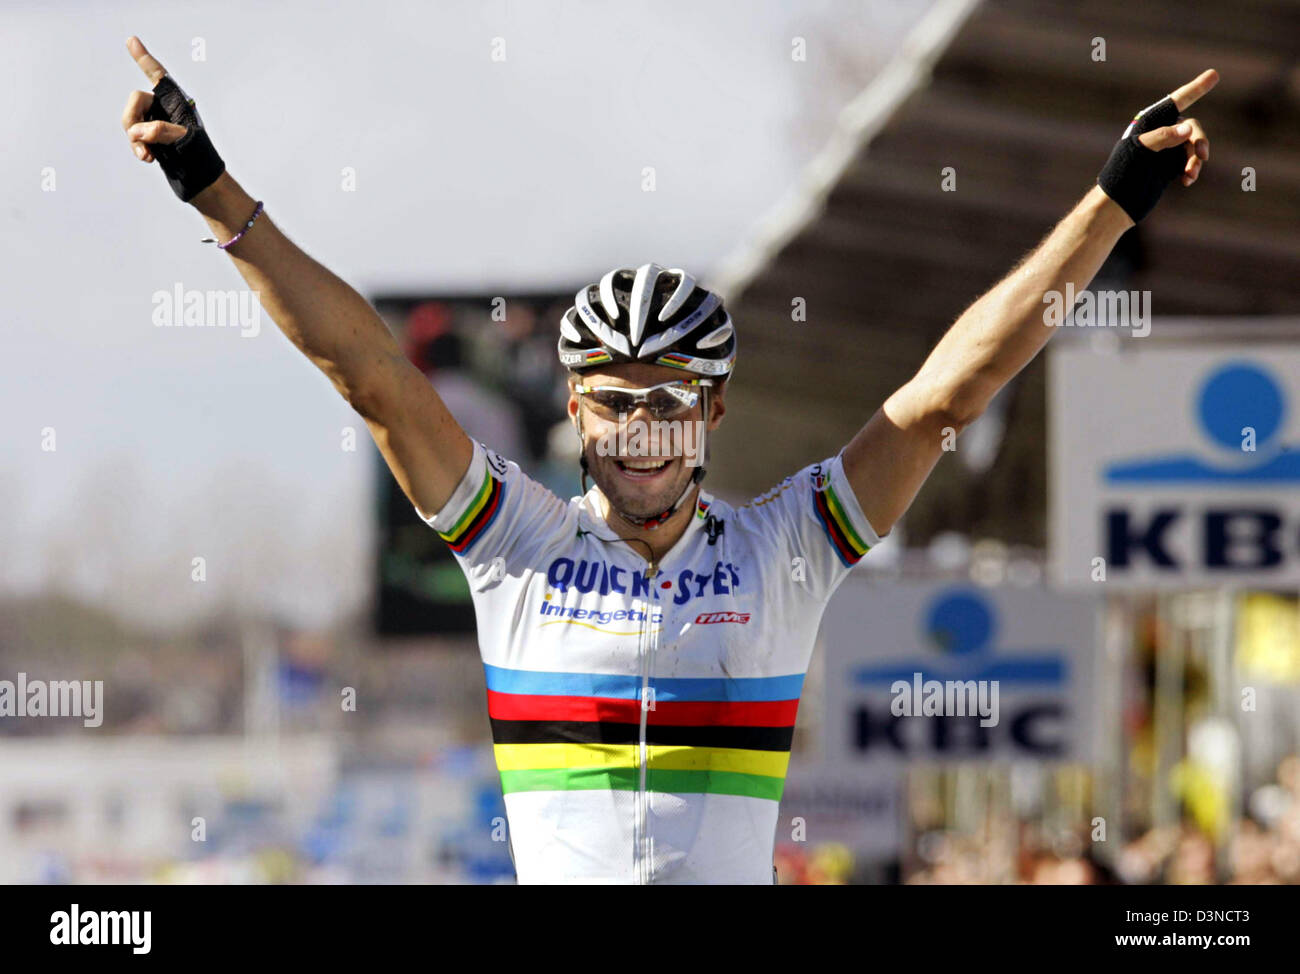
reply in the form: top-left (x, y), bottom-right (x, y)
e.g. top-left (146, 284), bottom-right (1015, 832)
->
top-left (709, 0), bottom-right (1300, 548)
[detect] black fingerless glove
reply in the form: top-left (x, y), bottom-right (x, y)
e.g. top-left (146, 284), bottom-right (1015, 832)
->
top-left (145, 75), bottom-right (226, 202)
top-left (1096, 95), bottom-right (1188, 224)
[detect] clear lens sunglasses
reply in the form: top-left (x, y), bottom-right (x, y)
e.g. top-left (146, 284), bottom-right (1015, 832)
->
top-left (574, 378), bottom-right (713, 421)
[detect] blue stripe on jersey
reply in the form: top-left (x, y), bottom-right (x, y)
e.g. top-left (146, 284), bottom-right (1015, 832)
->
top-left (483, 663), bottom-right (804, 701)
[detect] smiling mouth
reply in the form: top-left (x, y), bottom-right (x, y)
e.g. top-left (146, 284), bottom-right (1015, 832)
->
top-left (613, 457), bottom-right (676, 480)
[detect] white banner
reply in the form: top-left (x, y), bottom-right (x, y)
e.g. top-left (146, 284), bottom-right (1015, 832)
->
top-left (1050, 344), bottom-right (1300, 589)
top-left (776, 763), bottom-right (900, 857)
top-left (821, 580), bottom-right (1098, 765)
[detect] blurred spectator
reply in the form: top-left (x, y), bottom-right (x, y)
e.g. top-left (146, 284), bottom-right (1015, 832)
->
top-left (405, 301), bottom-right (528, 462)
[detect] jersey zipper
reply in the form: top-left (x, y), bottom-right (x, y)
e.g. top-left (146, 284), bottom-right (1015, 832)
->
top-left (636, 558), bottom-right (659, 885)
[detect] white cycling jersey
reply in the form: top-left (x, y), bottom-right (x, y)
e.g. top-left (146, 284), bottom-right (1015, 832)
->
top-left (420, 439), bottom-right (883, 884)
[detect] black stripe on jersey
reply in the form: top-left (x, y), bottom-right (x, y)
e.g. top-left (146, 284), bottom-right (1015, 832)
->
top-left (489, 718), bottom-right (794, 751)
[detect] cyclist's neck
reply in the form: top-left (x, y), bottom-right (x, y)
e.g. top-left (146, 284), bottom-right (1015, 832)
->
top-left (594, 485), bottom-right (701, 566)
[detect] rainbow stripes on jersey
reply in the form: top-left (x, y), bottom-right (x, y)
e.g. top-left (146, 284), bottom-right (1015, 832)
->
top-left (435, 461), bottom-right (504, 554)
top-left (484, 663), bottom-right (802, 802)
top-left (812, 476), bottom-right (870, 568)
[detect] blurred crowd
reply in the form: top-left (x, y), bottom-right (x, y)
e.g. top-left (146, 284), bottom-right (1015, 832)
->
top-left (897, 756), bottom-right (1300, 885)
top-left (397, 296), bottom-right (580, 495)
top-left (1117, 756), bottom-right (1300, 885)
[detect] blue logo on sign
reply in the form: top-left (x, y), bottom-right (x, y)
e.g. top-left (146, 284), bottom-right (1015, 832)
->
top-left (852, 588), bottom-right (1065, 686)
top-left (1105, 362), bottom-right (1300, 484)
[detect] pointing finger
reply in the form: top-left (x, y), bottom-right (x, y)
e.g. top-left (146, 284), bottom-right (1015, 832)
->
top-left (1169, 69), bottom-right (1219, 112)
top-left (126, 35), bottom-right (167, 85)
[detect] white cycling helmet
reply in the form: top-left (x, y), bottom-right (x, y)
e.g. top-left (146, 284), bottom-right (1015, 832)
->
top-left (557, 263), bottom-right (736, 378)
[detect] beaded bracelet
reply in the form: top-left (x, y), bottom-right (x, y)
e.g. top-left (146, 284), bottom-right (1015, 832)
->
top-left (201, 200), bottom-right (264, 250)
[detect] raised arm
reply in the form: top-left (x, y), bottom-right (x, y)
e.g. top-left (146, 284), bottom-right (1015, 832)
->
top-left (122, 36), bottom-right (471, 520)
top-left (843, 69), bottom-right (1218, 538)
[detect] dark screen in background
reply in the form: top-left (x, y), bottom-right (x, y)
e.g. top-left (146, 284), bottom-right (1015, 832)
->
top-left (371, 291), bottom-right (576, 638)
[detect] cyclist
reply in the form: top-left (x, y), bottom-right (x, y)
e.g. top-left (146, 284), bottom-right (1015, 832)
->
top-left (122, 36), bottom-right (1216, 883)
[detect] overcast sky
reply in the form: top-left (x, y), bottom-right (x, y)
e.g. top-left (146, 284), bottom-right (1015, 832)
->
top-left (1, 0), bottom-right (934, 627)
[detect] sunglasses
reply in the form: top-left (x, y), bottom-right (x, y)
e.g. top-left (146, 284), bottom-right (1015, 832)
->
top-left (574, 379), bottom-right (713, 421)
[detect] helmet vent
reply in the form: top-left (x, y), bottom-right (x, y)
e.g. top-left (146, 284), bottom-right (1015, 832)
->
top-left (695, 319), bottom-right (734, 349)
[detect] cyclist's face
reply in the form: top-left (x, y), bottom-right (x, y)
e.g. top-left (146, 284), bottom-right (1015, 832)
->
top-left (568, 364), bottom-right (725, 521)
